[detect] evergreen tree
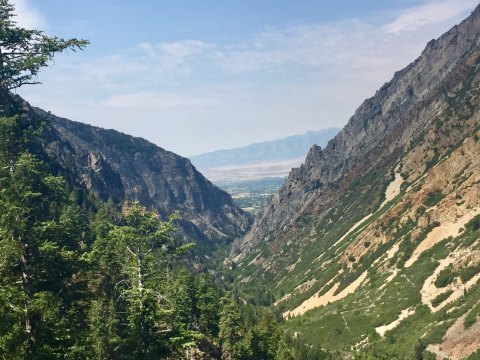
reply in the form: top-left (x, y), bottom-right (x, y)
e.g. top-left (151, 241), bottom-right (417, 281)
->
top-left (415, 339), bottom-right (426, 360)
top-left (91, 202), bottom-right (197, 359)
top-left (0, 131), bottom-right (90, 358)
top-left (275, 335), bottom-right (295, 360)
top-left (0, 2), bottom-right (289, 358)
top-left (250, 309), bottom-right (280, 360)
top-left (172, 268), bottom-right (196, 331)
top-left (87, 203), bottom-right (125, 359)
top-left (0, 2), bottom-right (89, 349)
top-left (0, 0), bottom-right (88, 92)
top-left (195, 274), bottom-right (221, 338)
top-left (219, 295), bottom-right (252, 360)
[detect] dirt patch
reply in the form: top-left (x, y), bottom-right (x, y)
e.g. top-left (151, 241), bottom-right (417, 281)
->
top-left (378, 269), bottom-right (399, 292)
top-left (274, 279), bottom-right (317, 306)
top-left (312, 212), bottom-right (375, 264)
top-left (421, 248), bottom-right (480, 311)
top-left (405, 208), bottom-right (480, 268)
top-left (240, 275), bottom-right (251, 284)
top-left (248, 255), bottom-right (265, 267)
top-left (427, 307), bottom-right (480, 360)
top-left (375, 307), bottom-right (415, 337)
top-left (324, 212), bottom-right (375, 258)
top-left (379, 242), bottom-right (400, 265)
top-left (230, 253), bottom-right (242, 263)
top-left (286, 256), bottom-right (302, 272)
top-left (375, 243), bottom-right (401, 292)
top-left (380, 168), bottom-right (404, 208)
top-left (283, 271), bottom-right (368, 318)
top-left (421, 256), bottom-right (456, 311)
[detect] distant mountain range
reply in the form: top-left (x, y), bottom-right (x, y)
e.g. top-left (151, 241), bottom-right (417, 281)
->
top-left (190, 128), bottom-right (339, 169)
top-left (189, 128), bottom-right (339, 182)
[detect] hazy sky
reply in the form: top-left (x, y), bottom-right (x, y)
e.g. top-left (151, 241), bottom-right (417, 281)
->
top-left (12, 0), bottom-right (478, 157)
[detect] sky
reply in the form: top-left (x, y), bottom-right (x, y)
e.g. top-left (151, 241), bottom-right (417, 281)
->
top-left (12, 0), bottom-right (478, 157)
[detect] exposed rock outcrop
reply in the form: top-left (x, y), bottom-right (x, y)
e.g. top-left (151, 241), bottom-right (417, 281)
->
top-left (38, 109), bottom-right (252, 246)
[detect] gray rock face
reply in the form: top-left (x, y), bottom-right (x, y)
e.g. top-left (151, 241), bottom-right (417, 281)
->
top-left (232, 5), bottom-right (480, 257)
top-left (39, 111), bottom-right (252, 245)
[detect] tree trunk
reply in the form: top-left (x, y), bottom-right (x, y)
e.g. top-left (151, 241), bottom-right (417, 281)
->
top-left (20, 242), bottom-right (35, 356)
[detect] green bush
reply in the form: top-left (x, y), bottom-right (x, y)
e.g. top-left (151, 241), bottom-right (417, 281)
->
top-left (464, 315), bottom-right (477, 329)
top-left (460, 264), bottom-right (480, 283)
top-left (464, 303), bottom-right (480, 330)
top-left (431, 290), bottom-right (453, 307)
top-left (434, 266), bottom-right (456, 288)
top-left (465, 214), bottom-right (480, 232)
top-left (424, 190), bottom-right (445, 208)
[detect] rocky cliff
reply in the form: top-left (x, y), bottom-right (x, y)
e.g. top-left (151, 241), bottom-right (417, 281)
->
top-left (34, 109), bottom-right (252, 248)
top-left (232, 4), bottom-right (480, 258)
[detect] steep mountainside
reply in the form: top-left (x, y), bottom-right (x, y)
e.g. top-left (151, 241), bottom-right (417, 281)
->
top-left (32, 108), bottom-right (252, 249)
top-left (232, 5), bottom-right (480, 258)
top-left (190, 128), bottom-right (339, 169)
top-left (229, 6), bottom-right (480, 358)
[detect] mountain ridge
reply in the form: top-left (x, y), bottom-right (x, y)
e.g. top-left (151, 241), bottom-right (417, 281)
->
top-left (225, 5), bottom-right (480, 358)
top-left (190, 128), bottom-right (339, 170)
top-left (231, 4), bottom-right (480, 258)
top-left (20, 104), bottom-right (254, 252)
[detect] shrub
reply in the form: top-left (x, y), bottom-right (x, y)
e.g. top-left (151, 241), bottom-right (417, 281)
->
top-left (460, 264), bottom-right (480, 283)
top-left (434, 266), bottom-right (456, 288)
top-left (464, 303), bottom-right (480, 330)
top-left (465, 214), bottom-right (480, 232)
top-left (431, 290), bottom-right (453, 307)
top-left (424, 190), bottom-right (445, 208)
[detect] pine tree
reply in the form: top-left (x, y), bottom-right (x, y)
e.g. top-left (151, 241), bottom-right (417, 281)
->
top-left (218, 295), bottom-right (252, 360)
top-left (195, 274), bottom-right (221, 338)
top-left (91, 202), bottom-right (197, 359)
top-left (0, 131), bottom-right (90, 357)
top-left (250, 309), bottom-right (280, 360)
top-left (0, 2), bottom-right (90, 345)
top-left (0, 0), bottom-right (88, 92)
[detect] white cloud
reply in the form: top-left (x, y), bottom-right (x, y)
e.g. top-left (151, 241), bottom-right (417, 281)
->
top-left (385, 0), bottom-right (477, 34)
top-left (137, 40), bottom-right (216, 74)
top-left (139, 40), bottom-right (216, 58)
top-left (103, 92), bottom-right (219, 110)
top-left (18, 0), bottom-right (478, 155)
top-left (66, 55), bottom-right (148, 82)
top-left (219, 21), bottom-right (378, 72)
top-left (10, 0), bottom-right (46, 29)
top-left (48, 6), bottom-right (474, 93)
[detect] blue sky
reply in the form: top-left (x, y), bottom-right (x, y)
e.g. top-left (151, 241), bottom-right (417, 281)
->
top-left (13, 0), bottom-right (478, 156)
